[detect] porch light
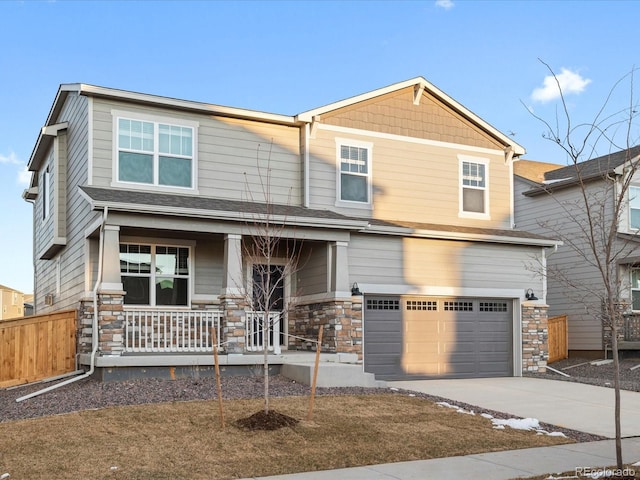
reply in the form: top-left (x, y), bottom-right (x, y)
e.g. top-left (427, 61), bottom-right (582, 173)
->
top-left (351, 282), bottom-right (362, 296)
top-left (525, 289), bottom-right (538, 301)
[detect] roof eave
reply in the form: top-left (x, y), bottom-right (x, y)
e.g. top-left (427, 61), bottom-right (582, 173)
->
top-left (76, 84), bottom-right (300, 126)
top-left (364, 224), bottom-right (561, 247)
top-left (84, 198), bottom-right (369, 230)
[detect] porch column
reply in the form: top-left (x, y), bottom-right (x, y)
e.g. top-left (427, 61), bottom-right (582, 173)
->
top-left (222, 234), bottom-right (243, 296)
top-left (331, 241), bottom-right (351, 297)
top-left (100, 225), bottom-right (123, 291)
top-left (521, 302), bottom-right (549, 373)
top-left (220, 234), bottom-right (246, 354)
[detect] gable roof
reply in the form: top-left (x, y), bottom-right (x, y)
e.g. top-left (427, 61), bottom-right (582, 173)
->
top-left (521, 146), bottom-right (640, 196)
top-left (28, 77), bottom-right (525, 175)
top-left (296, 76), bottom-right (526, 156)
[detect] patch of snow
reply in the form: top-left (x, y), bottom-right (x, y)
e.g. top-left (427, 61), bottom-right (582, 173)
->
top-left (481, 413), bottom-right (494, 419)
top-left (389, 387), bottom-right (399, 391)
top-left (1, 474), bottom-right (10, 480)
top-left (492, 417), bottom-right (540, 430)
top-left (632, 461), bottom-right (640, 466)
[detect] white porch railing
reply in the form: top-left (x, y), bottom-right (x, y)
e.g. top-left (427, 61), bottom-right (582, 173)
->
top-left (124, 309), bottom-right (222, 353)
top-left (246, 311), bottom-right (282, 354)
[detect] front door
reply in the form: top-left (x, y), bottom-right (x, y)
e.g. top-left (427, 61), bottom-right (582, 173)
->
top-left (250, 264), bottom-right (286, 350)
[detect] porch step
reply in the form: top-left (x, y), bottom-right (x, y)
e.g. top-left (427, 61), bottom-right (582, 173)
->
top-left (281, 362), bottom-right (386, 388)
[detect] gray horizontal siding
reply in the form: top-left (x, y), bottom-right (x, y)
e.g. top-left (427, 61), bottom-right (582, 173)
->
top-left (349, 233), bottom-right (542, 292)
top-left (91, 98), bottom-right (302, 206)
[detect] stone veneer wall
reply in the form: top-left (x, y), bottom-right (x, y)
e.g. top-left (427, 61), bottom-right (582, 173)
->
top-left (78, 292), bottom-right (125, 356)
top-left (289, 297), bottom-right (363, 358)
top-left (220, 295), bottom-right (246, 354)
top-left (521, 303), bottom-right (549, 373)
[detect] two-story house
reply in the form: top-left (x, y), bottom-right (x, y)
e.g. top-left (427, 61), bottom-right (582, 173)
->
top-left (514, 146), bottom-right (640, 357)
top-left (0, 284), bottom-right (25, 320)
top-left (24, 77), bottom-right (558, 380)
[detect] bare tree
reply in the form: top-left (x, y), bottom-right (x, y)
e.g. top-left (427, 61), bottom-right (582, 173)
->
top-left (239, 142), bottom-right (304, 415)
top-left (526, 62), bottom-right (640, 468)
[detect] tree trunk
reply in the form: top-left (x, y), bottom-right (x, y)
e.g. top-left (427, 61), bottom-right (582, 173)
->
top-left (611, 321), bottom-right (623, 468)
top-left (263, 315), bottom-right (269, 414)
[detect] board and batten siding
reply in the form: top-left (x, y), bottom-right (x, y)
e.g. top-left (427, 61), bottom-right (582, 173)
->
top-left (34, 92), bottom-right (99, 314)
top-left (91, 98), bottom-right (302, 206)
top-left (349, 233), bottom-right (542, 293)
top-left (308, 127), bottom-right (512, 229)
top-left (514, 176), bottom-right (610, 350)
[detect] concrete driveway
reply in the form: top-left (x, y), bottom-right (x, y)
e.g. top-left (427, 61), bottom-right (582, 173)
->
top-left (388, 377), bottom-right (640, 438)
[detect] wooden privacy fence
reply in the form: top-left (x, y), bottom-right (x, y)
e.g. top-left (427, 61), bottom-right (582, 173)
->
top-left (547, 315), bottom-right (568, 363)
top-left (0, 309), bottom-right (77, 388)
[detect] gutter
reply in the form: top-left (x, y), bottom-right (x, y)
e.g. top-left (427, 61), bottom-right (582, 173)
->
top-left (364, 223), bottom-right (562, 248)
top-left (17, 207), bottom-right (108, 402)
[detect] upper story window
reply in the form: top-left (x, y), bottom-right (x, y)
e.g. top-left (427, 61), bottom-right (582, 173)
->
top-left (119, 243), bottom-right (190, 307)
top-left (336, 138), bottom-right (372, 207)
top-left (630, 186), bottom-right (640, 229)
top-left (459, 155), bottom-right (489, 218)
top-left (114, 111), bottom-right (198, 191)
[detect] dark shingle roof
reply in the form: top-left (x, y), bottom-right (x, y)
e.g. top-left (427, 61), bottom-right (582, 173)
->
top-left (544, 146), bottom-right (640, 182)
top-left (80, 186), bottom-right (558, 245)
top-left (80, 186), bottom-right (361, 223)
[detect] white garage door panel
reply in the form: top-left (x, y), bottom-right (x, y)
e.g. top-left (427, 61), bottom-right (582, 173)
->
top-left (364, 296), bottom-right (513, 380)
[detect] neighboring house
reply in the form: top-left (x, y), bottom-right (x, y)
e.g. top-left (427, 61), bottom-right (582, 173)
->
top-left (23, 77), bottom-right (558, 380)
top-left (0, 285), bottom-right (25, 320)
top-left (514, 146), bottom-right (640, 357)
top-left (23, 294), bottom-right (34, 316)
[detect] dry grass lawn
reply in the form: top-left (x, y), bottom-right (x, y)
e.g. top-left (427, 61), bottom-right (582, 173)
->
top-left (0, 394), bottom-right (574, 480)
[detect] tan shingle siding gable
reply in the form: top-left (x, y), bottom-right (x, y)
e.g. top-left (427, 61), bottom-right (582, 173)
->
top-left (320, 86), bottom-right (503, 150)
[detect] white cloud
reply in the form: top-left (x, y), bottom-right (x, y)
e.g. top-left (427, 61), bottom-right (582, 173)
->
top-left (1, 150), bottom-right (30, 186)
top-left (531, 68), bottom-right (592, 103)
top-left (435, 0), bottom-right (454, 10)
top-left (0, 151), bottom-right (22, 165)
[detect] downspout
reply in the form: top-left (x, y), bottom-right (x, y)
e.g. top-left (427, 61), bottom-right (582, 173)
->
top-left (303, 123), bottom-right (310, 208)
top-left (17, 207), bottom-right (108, 402)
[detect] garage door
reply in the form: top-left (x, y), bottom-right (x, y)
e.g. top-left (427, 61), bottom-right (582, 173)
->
top-left (364, 296), bottom-right (513, 380)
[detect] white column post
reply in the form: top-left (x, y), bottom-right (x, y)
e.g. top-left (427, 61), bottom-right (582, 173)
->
top-left (100, 225), bottom-right (123, 291)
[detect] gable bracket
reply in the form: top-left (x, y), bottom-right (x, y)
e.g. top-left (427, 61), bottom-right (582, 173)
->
top-left (310, 115), bottom-right (321, 139)
top-left (413, 84), bottom-right (425, 105)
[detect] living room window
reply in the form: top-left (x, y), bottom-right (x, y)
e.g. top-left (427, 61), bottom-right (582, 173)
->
top-left (459, 155), bottom-right (489, 217)
top-left (630, 186), bottom-right (640, 229)
top-left (120, 243), bottom-right (190, 306)
top-left (115, 113), bottom-right (197, 190)
top-left (336, 138), bottom-right (372, 206)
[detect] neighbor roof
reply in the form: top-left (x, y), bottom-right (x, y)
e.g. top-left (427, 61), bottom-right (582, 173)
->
top-left (522, 146), bottom-right (640, 196)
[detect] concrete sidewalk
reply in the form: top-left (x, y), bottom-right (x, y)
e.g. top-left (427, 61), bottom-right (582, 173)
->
top-left (244, 439), bottom-right (640, 479)
top-left (388, 377), bottom-right (640, 438)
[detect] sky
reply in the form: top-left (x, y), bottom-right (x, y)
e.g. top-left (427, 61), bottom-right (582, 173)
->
top-left (1, 0), bottom-right (639, 294)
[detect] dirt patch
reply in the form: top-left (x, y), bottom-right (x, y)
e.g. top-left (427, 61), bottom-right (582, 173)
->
top-left (235, 409), bottom-right (299, 430)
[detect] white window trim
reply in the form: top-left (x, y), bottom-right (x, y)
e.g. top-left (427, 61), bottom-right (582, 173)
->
top-left (335, 137), bottom-right (373, 210)
top-left (120, 241), bottom-right (193, 309)
top-left (458, 154), bottom-right (490, 220)
top-left (628, 185), bottom-right (640, 232)
top-left (42, 165), bottom-right (51, 222)
top-left (111, 109), bottom-right (199, 194)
